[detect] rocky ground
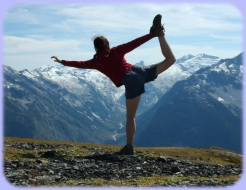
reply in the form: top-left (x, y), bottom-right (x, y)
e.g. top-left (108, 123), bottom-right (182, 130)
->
top-left (4, 139), bottom-right (242, 187)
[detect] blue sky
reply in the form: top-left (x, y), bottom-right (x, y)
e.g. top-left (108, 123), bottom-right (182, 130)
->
top-left (3, 3), bottom-right (243, 71)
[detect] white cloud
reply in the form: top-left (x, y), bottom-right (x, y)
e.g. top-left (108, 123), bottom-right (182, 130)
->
top-left (171, 44), bottom-right (242, 59)
top-left (3, 35), bottom-right (95, 71)
top-left (155, 4), bottom-right (241, 37)
top-left (3, 3), bottom-right (243, 71)
top-left (57, 3), bottom-right (242, 33)
top-left (5, 3), bottom-right (242, 38)
top-left (209, 34), bottom-right (242, 41)
top-left (51, 4), bottom-right (150, 35)
top-left (4, 35), bottom-right (90, 54)
top-left (4, 7), bottom-right (39, 24)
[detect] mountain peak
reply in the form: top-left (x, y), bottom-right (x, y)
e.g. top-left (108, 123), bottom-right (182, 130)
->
top-left (176, 54), bottom-right (195, 64)
top-left (38, 65), bottom-right (57, 72)
top-left (181, 54), bottom-right (195, 60)
top-left (135, 61), bottom-right (145, 67)
top-left (196, 53), bottom-right (220, 59)
top-left (3, 65), bottom-right (18, 75)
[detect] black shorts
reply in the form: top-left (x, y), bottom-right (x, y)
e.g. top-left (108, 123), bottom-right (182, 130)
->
top-left (120, 64), bottom-right (158, 99)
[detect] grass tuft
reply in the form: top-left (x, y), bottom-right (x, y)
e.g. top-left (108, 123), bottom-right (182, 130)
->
top-left (3, 137), bottom-right (242, 187)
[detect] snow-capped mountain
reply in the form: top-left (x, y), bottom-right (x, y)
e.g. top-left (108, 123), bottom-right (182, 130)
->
top-left (135, 53), bottom-right (243, 153)
top-left (36, 53), bottom-right (220, 101)
top-left (121, 54), bottom-right (221, 113)
top-left (152, 53), bottom-right (220, 93)
top-left (193, 54), bottom-right (243, 117)
top-left (4, 65), bottom-right (125, 144)
top-left (31, 64), bottom-right (125, 100)
top-left (4, 53), bottom-right (235, 146)
top-left (28, 53), bottom-right (220, 111)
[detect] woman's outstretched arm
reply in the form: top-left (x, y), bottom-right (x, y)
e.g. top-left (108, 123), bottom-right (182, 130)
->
top-left (51, 56), bottom-right (94, 69)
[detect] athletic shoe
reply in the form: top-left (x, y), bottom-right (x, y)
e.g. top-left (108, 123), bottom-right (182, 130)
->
top-left (149, 14), bottom-right (164, 36)
top-left (114, 145), bottom-right (134, 155)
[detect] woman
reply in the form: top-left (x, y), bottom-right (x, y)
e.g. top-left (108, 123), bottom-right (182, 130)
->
top-left (51, 14), bottom-right (176, 155)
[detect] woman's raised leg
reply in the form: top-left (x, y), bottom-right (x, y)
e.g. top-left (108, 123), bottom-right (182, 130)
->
top-left (156, 30), bottom-right (176, 76)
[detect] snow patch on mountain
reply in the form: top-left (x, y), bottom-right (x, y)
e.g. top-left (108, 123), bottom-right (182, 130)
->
top-left (218, 97), bottom-right (224, 102)
top-left (152, 53), bottom-right (220, 93)
top-left (22, 70), bottom-right (37, 80)
top-left (239, 65), bottom-right (243, 74)
top-left (211, 62), bottom-right (230, 73)
top-left (22, 55), bottom-right (221, 104)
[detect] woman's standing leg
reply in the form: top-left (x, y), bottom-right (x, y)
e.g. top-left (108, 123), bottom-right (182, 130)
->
top-left (115, 95), bottom-right (141, 155)
top-left (125, 95), bottom-right (141, 145)
top-left (156, 30), bottom-right (176, 75)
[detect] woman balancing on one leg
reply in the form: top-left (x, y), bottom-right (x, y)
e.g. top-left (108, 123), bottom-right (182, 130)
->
top-left (51, 14), bottom-right (176, 155)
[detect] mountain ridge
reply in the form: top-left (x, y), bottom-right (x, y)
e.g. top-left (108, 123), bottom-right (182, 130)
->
top-left (3, 53), bottom-right (242, 149)
top-left (134, 53), bottom-right (243, 153)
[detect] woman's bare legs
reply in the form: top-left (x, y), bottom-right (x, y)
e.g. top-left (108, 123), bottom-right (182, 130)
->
top-left (123, 31), bottom-right (175, 149)
top-left (125, 95), bottom-right (141, 145)
top-left (121, 31), bottom-right (175, 149)
top-left (156, 30), bottom-right (176, 75)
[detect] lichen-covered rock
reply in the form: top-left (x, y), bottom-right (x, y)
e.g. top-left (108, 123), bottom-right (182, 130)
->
top-left (4, 141), bottom-right (242, 187)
